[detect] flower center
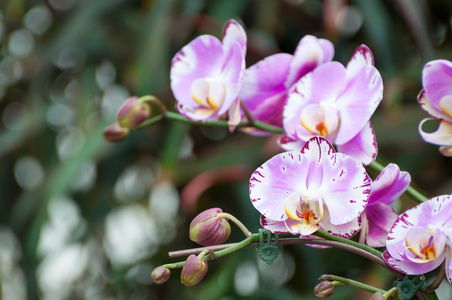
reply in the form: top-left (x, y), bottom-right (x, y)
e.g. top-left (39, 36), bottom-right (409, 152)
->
top-left (404, 225), bottom-right (446, 262)
top-left (299, 102), bottom-right (339, 138)
top-left (191, 77), bottom-right (226, 110)
top-left (284, 191), bottom-right (323, 235)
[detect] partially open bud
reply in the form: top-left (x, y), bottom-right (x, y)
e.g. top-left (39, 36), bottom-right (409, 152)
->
top-left (151, 266), bottom-right (170, 284)
top-left (189, 208), bottom-right (231, 246)
top-left (117, 96), bottom-right (151, 128)
top-left (314, 281), bottom-right (334, 298)
top-left (181, 254), bottom-right (208, 286)
top-left (369, 292), bottom-right (385, 300)
top-left (103, 122), bottom-right (129, 142)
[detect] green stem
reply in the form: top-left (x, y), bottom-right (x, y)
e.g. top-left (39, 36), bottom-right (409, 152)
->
top-left (383, 287), bottom-right (399, 299)
top-left (320, 274), bottom-right (387, 294)
top-left (134, 114), bottom-right (164, 130)
top-left (137, 95), bottom-right (168, 115)
top-left (217, 212), bottom-right (251, 238)
top-left (368, 161), bottom-right (429, 203)
top-left (314, 229), bottom-right (383, 258)
top-left (163, 233), bottom-right (260, 269)
top-left (133, 111), bottom-right (285, 134)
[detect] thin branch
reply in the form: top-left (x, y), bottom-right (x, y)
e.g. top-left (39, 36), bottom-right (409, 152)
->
top-left (239, 100), bottom-right (255, 125)
top-left (168, 237), bottom-right (400, 277)
top-left (426, 262), bottom-right (445, 293)
top-left (133, 111), bottom-right (285, 134)
top-left (320, 274), bottom-right (387, 294)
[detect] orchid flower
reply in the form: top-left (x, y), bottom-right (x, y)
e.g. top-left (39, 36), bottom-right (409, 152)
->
top-left (170, 20), bottom-right (246, 129)
top-left (418, 59), bottom-right (452, 156)
top-left (383, 195), bottom-right (452, 283)
top-left (239, 35), bottom-right (334, 135)
top-left (249, 136), bottom-right (371, 238)
top-left (280, 45), bottom-right (383, 165)
top-left (359, 164), bottom-right (411, 247)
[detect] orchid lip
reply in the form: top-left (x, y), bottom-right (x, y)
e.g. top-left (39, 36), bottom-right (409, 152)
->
top-left (404, 225), bottom-right (444, 263)
top-left (284, 191), bottom-right (324, 230)
top-left (191, 77), bottom-right (227, 110)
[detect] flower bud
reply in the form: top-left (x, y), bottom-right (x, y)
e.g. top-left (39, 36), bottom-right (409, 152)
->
top-left (181, 254), bottom-right (208, 286)
top-left (151, 266), bottom-right (170, 284)
top-left (189, 208), bottom-right (231, 246)
top-left (369, 292), bottom-right (385, 300)
top-left (314, 281), bottom-right (334, 298)
top-left (117, 96), bottom-right (151, 128)
top-left (103, 122), bottom-right (129, 142)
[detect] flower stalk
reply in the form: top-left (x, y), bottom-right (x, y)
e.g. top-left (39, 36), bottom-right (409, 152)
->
top-left (319, 274), bottom-right (387, 294)
top-left (134, 110), bottom-right (285, 133)
top-left (217, 212), bottom-right (251, 238)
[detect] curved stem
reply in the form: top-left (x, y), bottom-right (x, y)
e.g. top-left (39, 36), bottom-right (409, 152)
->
top-left (239, 100), bottom-right (255, 125)
top-left (320, 274), bottom-right (387, 294)
top-left (164, 234), bottom-right (259, 269)
top-left (217, 212), bottom-right (251, 238)
top-left (313, 229), bottom-right (383, 258)
top-left (426, 262), bottom-right (445, 293)
top-left (368, 161), bottom-right (429, 203)
top-left (133, 111), bottom-right (285, 134)
top-left (383, 287), bottom-right (399, 299)
top-left (168, 235), bottom-right (398, 276)
top-left (134, 114), bottom-right (164, 130)
top-left (138, 95), bottom-right (168, 116)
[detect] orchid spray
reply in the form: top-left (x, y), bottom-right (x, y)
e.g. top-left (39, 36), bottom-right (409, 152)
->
top-left (103, 19), bottom-right (452, 300)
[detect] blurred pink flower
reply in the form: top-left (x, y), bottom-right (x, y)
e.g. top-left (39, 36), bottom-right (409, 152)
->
top-left (418, 59), bottom-right (452, 156)
top-left (280, 45), bottom-right (383, 165)
top-left (239, 35), bottom-right (334, 135)
top-left (170, 20), bottom-right (246, 129)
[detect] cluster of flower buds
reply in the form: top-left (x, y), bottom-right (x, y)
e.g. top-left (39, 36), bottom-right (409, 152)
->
top-left (103, 96), bottom-right (151, 142)
top-left (152, 208), bottom-right (250, 286)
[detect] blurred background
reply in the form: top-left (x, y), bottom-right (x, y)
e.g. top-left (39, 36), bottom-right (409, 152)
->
top-left (1, 0), bottom-right (452, 299)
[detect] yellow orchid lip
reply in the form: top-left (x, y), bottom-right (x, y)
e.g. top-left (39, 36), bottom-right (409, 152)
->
top-left (285, 192), bottom-right (324, 235)
top-left (405, 227), bottom-right (438, 262)
top-left (191, 77), bottom-right (226, 110)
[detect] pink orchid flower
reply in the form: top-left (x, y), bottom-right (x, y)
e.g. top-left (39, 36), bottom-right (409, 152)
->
top-left (239, 35), bottom-right (334, 135)
top-left (280, 45), bottom-right (383, 166)
top-left (359, 164), bottom-right (411, 247)
top-left (418, 59), bottom-right (452, 156)
top-left (249, 136), bottom-right (371, 238)
top-left (170, 20), bottom-right (246, 129)
top-left (384, 195), bottom-right (452, 283)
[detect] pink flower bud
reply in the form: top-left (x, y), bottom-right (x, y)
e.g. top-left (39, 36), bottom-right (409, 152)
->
top-left (151, 266), bottom-right (170, 284)
top-left (189, 208), bottom-right (231, 246)
top-left (117, 96), bottom-right (151, 128)
top-left (314, 281), bottom-right (334, 298)
top-left (181, 254), bottom-right (208, 286)
top-left (103, 122), bottom-right (129, 142)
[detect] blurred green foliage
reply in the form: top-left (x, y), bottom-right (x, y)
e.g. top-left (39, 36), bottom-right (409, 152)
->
top-left (1, 0), bottom-right (452, 299)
